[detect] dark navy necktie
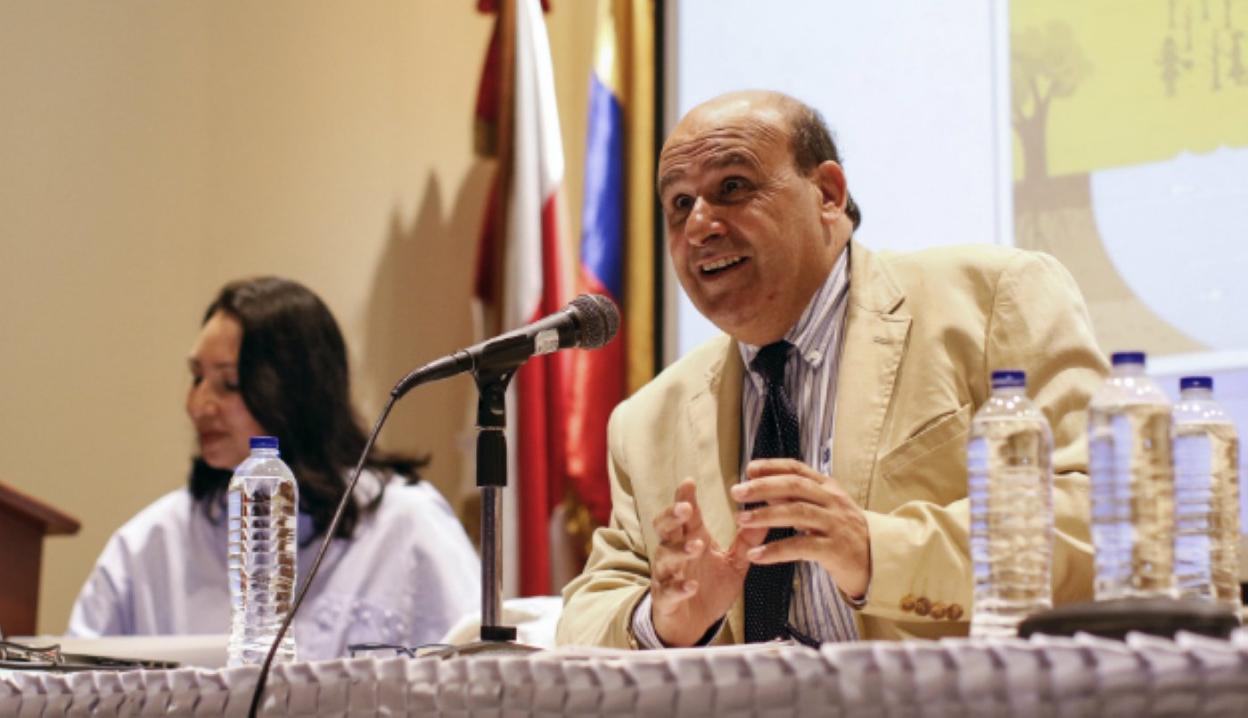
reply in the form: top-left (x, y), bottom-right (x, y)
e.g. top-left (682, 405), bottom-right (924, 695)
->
top-left (743, 341), bottom-right (800, 643)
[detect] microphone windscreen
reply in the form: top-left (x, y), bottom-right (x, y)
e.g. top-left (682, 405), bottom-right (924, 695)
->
top-left (569, 293), bottom-right (620, 349)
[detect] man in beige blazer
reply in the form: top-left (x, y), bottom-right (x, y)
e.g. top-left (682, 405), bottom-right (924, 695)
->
top-left (557, 90), bottom-right (1107, 647)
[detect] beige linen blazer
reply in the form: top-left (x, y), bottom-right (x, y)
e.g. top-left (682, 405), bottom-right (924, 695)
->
top-left (557, 240), bottom-right (1108, 646)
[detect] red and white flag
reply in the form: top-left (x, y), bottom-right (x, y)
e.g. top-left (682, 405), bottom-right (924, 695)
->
top-left (472, 0), bottom-right (571, 596)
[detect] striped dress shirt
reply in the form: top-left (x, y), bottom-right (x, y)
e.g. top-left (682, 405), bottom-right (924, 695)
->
top-left (737, 248), bottom-right (858, 643)
top-left (632, 249), bottom-right (858, 647)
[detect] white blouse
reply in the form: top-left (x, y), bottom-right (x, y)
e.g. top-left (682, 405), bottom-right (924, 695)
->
top-left (67, 473), bottom-right (481, 661)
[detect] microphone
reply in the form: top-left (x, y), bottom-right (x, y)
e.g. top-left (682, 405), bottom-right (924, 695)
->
top-left (391, 293), bottom-right (620, 399)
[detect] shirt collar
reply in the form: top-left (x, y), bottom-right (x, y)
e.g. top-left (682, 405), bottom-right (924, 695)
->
top-left (739, 246), bottom-right (851, 373)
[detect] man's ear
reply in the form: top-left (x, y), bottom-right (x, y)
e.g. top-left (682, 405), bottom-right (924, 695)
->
top-left (814, 160), bottom-right (848, 224)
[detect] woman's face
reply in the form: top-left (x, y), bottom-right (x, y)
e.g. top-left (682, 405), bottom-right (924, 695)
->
top-left (186, 311), bottom-right (267, 470)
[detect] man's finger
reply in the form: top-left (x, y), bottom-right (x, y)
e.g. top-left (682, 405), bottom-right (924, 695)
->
top-left (744, 534), bottom-right (827, 566)
top-left (653, 546), bottom-right (692, 582)
top-left (673, 478), bottom-right (707, 535)
top-left (653, 501), bottom-right (694, 543)
top-left (725, 525), bottom-right (768, 570)
top-left (745, 458), bottom-right (823, 481)
top-left (737, 502), bottom-right (831, 533)
top-left (730, 474), bottom-right (834, 507)
top-left (685, 538), bottom-right (706, 558)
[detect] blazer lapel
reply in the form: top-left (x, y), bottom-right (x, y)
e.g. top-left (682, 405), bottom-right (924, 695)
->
top-left (685, 338), bottom-right (746, 643)
top-left (832, 240), bottom-right (911, 507)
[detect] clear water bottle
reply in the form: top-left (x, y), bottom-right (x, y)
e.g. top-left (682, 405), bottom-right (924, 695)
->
top-left (228, 436), bottom-right (298, 666)
top-left (969, 370), bottom-right (1054, 638)
top-left (1088, 351), bottom-right (1175, 600)
top-left (1173, 376), bottom-right (1240, 610)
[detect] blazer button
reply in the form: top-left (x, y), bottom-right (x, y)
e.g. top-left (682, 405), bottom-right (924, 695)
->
top-left (900, 594), bottom-right (916, 612)
top-left (913, 597), bottom-right (931, 617)
top-left (930, 602), bottom-right (947, 620)
top-left (947, 604), bottom-right (964, 621)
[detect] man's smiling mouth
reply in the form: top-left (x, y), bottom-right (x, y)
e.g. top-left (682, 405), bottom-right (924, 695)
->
top-left (699, 256), bottom-right (747, 275)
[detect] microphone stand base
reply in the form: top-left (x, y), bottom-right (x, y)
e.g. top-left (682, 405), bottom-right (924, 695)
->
top-left (428, 641), bottom-right (541, 659)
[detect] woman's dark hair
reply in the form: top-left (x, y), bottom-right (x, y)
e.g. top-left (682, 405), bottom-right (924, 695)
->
top-left (189, 276), bottom-right (426, 539)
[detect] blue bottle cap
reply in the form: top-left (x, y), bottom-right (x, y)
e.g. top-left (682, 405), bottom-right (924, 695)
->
top-left (1180, 376), bottom-right (1213, 391)
top-left (1111, 351), bottom-right (1146, 366)
top-left (991, 370), bottom-right (1026, 389)
top-left (250, 436), bottom-right (279, 450)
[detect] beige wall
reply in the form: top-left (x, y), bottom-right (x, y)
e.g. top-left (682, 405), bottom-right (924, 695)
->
top-left (0, 1), bottom-right (594, 635)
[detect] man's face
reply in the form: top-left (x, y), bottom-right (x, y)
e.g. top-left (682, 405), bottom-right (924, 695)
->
top-left (658, 96), bottom-right (845, 346)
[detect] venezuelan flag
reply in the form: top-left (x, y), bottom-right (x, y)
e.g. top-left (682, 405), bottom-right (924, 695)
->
top-left (566, 0), bottom-right (655, 538)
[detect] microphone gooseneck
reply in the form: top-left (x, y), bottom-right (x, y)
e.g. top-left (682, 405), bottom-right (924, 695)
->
top-left (390, 293), bottom-right (620, 399)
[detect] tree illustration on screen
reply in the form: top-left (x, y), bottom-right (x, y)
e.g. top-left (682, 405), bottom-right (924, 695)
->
top-left (1012, 21), bottom-right (1092, 184)
top-left (1011, 12), bottom-right (1205, 356)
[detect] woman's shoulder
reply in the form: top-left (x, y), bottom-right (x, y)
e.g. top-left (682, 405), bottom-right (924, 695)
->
top-left (373, 475), bottom-right (456, 520)
top-left (101, 487), bottom-right (221, 564)
top-left (114, 488), bottom-right (198, 537)
top-left (356, 473), bottom-right (472, 548)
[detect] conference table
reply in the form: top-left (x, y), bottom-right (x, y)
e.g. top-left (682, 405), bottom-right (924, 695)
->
top-left (4, 630), bottom-right (1248, 716)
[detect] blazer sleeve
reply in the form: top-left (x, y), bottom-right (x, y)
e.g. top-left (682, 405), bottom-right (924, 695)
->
top-left (556, 407), bottom-right (653, 648)
top-left (860, 250), bottom-right (1105, 624)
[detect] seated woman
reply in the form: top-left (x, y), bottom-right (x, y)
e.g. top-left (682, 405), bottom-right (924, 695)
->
top-left (68, 276), bottom-right (480, 660)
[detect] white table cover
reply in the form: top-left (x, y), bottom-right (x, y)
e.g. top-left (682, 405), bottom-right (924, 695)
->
top-left (4, 630), bottom-right (1248, 716)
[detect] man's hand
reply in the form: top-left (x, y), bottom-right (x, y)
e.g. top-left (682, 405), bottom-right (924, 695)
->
top-left (650, 478), bottom-right (765, 646)
top-left (730, 458), bottom-right (871, 599)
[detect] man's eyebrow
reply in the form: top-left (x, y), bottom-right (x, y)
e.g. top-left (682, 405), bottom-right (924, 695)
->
top-left (656, 150), bottom-right (760, 197)
top-left (706, 150), bottom-right (760, 172)
top-left (657, 169), bottom-right (684, 198)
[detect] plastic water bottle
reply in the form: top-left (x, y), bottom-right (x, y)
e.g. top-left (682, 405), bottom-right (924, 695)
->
top-left (1173, 376), bottom-right (1240, 610)
top-left (969, 370), bottom-right (1054, 638)
top-left (1088, 351), bottom-right (1175, 600)
top-left (228, 436), bottom-right (298, 666)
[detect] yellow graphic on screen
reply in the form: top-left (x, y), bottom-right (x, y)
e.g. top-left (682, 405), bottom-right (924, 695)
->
top-left (1012, 0), bottom-right (1248, 357)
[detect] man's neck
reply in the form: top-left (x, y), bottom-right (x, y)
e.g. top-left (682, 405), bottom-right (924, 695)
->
top-left (739, 246), bottom-right (851, 355)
